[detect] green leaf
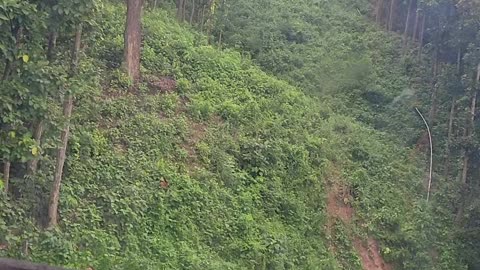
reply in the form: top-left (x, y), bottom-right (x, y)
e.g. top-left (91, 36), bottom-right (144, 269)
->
top-left (0, 180), bottom-right (3, 190)
top-left (31, 146), bottom-right (39, 156)
top-left (22, 54), bottom-right (29, 63)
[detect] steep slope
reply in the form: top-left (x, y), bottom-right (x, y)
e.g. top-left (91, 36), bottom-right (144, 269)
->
top-left (0, 4), bottom-right (463, 270)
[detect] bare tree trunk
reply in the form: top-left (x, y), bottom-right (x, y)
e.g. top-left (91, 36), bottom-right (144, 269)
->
top-left (176, 0), bottom-right (184, 21)
top-left (182, 0), bottom-right (187, 22)
top-left (429, 47), bottom-right (439, 124)
top-left (190, 0), bottom-right (195, 24)
top-left (200, 5), bottom-right (206, 32)
top-left (457, 48), bottom-right (462, 74)
top-left (3, 161), bottom-right (10, 193)
top-left (218, 30), bottom-right (223, 47)
top-left (2, 26), bottom-right (23, 81)
top-left (460, 92), bottom-right (477, 184)
top-left (388, 0), bottom-right (396, 31)
top-left (124, 0), bottom-right (143, 83)
top-left (27, 120), bottom-right (44, 175)
top-left (376, 0), bottom-right (384, 25)
top-left (153, 0), bottom-right (157, 9)
top-left (460, 65), bottom-right (480, 185)
top-left (403, 0), bottom-right (415, 50)
top-left (444, 98), bottom-right (456, 178)
top-left (412, 9), bottom-right (420, 41)
top-left (418, 13), bottom-right (426, 58)
top-left (46, 31), bottom-right (57, 62)
top-left (48, 25), bottom-right (82, 228)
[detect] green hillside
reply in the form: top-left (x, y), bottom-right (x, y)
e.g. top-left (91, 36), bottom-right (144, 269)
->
top-left (0, 0), bottom-right (477, 269)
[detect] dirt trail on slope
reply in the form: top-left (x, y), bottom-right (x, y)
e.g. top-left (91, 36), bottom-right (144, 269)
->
top-left (326, 181), bottom-right (393, 270)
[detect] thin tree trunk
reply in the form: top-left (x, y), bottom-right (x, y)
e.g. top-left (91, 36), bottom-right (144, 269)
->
top-left (376, 0), bottom-right (384, 25)
top-left (2, 26), bottom-right (23, 81)
top-left (403, 0), bottom-right (414, 50)
top-left (200, 5), bottom-right (206, 32)
top-left (457, 48), bottom-right (462, 74)
top-left (460, 65), bottom-right (480, 185)
top-left (444, 98), bottom-right (456, 178)
top-left (218, 30), bottom-right (223, 47)
top-left (47, 25), bottom-right (82, 228)
top-left (27, 120), bottom-right (44, 175)
top-left (388, 0), bottom-right (396, 31)
top-left (3, 161), bottom-right (10, 193)
top-left (124, 0), bottom-right (143, 83)
top-left (176, 0), bottom-right (184, 21)
top-left (153, 0), bottom-right (157, 9)
top-left (190, 0), bottom-right (195, 24)
top-left (412, 9), bottom-right (420, 41)
top-left (429, 47), bottom-right (439, 124)
top-left (46, 31), bottom-right (57, 61)
top-left (182, 0), bottom-right (187, 22)
top-left (418, 13), bottom-right (426, 58)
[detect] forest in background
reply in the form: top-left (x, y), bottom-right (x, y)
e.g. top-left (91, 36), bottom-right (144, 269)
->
top-left (0, 0), bottom-right (479, 269)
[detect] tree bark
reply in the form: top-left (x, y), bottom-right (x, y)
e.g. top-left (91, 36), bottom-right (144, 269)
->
top-left (376, 0), bottom-right (384, 25)
top-left (190, 0), bottom-right (195, 24)
top-left (412, 9), bottom-right (420, 41)
top-left (27, 120), bottom-right (44, 175)
top-left (3, 161), bottom-right (10, 193)
top-left (176, 0), bottom-right (184, 21)
top-left (429, 47), bottom-right (439, 124)
top-left (388, 0), bottom-right (396, 31)
top-left (418, 13), bottom-right (426, 58)
top-left (124, 0), bottom-right (143, 83)
top-left (182, 0), bottom-right (187, 22)
top-left (444, 98), bottom-right (456, 178)
top-left (46, 31), bottom-right (57, 62)
top-left (47, 25), bottom-right (82, 228)
top-left (403, 0), bottom-right (415, 50)
top-left (460, 64), bottom-right (480, 185)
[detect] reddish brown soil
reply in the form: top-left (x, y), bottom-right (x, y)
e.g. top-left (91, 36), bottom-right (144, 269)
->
top-left (353, 238), bottom-right (393, 270)
top-left (326, 181), bottom-right (393, 270)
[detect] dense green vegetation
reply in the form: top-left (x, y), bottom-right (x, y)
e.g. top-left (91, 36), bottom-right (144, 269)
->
top-left (0, 0), bottom-right (479, 269)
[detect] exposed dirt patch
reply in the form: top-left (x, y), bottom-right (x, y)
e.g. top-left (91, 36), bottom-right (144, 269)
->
top-left (353, 238), bottom-right (393, 270)
top-left (146, 75), bottom-right (177, 94)
top-left (326, 180), bottom-right (393, 270)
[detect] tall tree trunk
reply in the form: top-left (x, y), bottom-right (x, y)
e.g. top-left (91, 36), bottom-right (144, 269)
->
top-left (412, 9), bottom-right (420, 41)
top-left (200, 5), bottom-right (206, 32)
top-left (30, 30), bottom-right (57, 176)
top-left (46, 31), bottom-right (57, 62)
top-left (418, 13), bottom-right (426, 58)
top-left (2, 26), bottom-right (23, 81)
top-left (218, 30), bottom-right (223, 47)
top-left (403, 0), bottom-right (415, 50)
top-left (460, 65), bottom-right (480, 185)
top-left (444, 98), bottom-right (456, 178)
top-left (47, 25), bottom-right (82, 228)
top-left (376, 0), bottom-right (384, 25)
top-left (457, 48), bottom-right (462, 74)
top-left (388, 0), bottom-right (396, 31)
top-left (189, 0), bottom-right (195, 24)
top-left (429, 47), bottom-right (439, 124)
top-left (3, 161), bottom-right (10, 193)
top-left (27, 120), bottom-right (44, 175)
top-left (176, 0), bottom-right (184, 21)
top-left (124, 0), bottom-right (143, 83)
top-left (182, 0), bottom-right (187, 22)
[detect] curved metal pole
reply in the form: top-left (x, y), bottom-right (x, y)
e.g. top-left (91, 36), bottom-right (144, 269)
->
top-left (415, 107), bottom-right (433, 202)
